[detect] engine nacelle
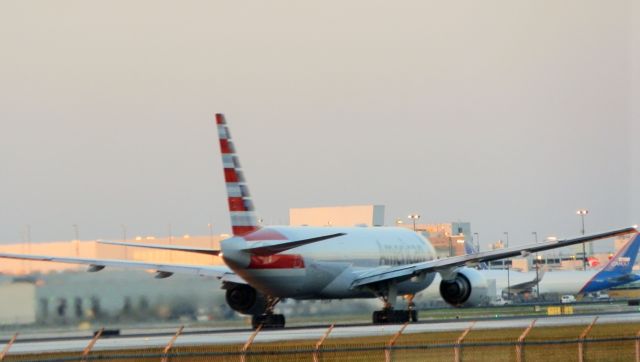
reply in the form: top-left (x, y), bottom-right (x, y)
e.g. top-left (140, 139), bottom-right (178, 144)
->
top-left (225, 284), bottom-right (267, 315)
top-left (439, 267), bottom-right (488, 307)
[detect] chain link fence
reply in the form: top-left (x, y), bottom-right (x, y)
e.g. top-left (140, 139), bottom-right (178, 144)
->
top-left (3, 319), bottom-right (640, 361)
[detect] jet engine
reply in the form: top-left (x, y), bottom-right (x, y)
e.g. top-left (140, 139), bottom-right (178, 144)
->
top-left (439, 267), bottom-right (488, 307)
top-left (224, 283), bottom-right (267, 315)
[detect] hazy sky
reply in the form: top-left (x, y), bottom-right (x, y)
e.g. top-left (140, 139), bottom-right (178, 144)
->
top-left (633, 1), bottom-right (640, 236)
top-left (1, 1), bottom-right (638, 250)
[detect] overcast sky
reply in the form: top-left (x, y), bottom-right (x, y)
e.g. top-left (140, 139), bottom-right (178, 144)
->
top-left (0, 1), bottom-right (638, 250)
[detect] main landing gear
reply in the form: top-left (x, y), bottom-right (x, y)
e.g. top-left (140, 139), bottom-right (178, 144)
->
top-left (372, 309), bottom-right (418, 324)
top-left (251, 296), bottom-right (285, 329)
top-left (372, 286), bottom-right (419, 324)
top-left (252, 313), bottom-right (285, 329)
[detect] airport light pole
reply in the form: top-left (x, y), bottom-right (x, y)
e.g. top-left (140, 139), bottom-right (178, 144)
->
top-left (72, 224), bottom-right (79, 257)
top-left (208, 222), bottom-right (215, 262)
top-left (408, 214), bottom-right (420, 232)
top-left (121, 224), bottom-right (128, 259)
top-left (20, 226), bottom-right (26, 274)
top-left (168, 223), bottom-right (173, 262)
top-left (25, 224), bottom-right (31, 273)
top-left (25, 224), bottom-right (31, 253)
top-left (532, 231), bottom-right (539, 299)
top-left (473, 232), bottom-right (479, 252)
top-left (577, 209), bottom-right (589, 271)
top-left (504, 231), bottom-right (510, 298)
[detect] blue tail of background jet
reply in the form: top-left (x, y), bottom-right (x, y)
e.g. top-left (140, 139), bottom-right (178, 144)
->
top-left (464, 239), bottom-right (488, 270)
top-left (580, 233), bottom-right (640, 294)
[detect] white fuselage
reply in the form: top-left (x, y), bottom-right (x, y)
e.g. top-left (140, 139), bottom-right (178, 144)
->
top-left (420, 269), bottom-right (599, 301)
top-left (221, 226), bottom-right (437, 299)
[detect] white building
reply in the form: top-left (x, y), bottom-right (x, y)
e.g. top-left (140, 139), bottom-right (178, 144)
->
top-left (289, 205), bottom-right (385, 227)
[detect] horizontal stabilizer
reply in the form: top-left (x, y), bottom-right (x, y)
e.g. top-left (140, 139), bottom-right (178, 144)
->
top-left (0, 252), bottom-right (237, 279)
top-left (98, 240), bottom-right (221, 256)
top-left (242, 233), bottom-right (346, 256)
top-left (509, 268), bottom-right (545, 293)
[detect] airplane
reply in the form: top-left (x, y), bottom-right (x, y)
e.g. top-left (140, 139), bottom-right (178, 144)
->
top-left (0, 114), bottom-right (637, 329)
top-left (420, 233), bottom-right (640, 304)
top-left (536, 232), bottom-right (640, 296)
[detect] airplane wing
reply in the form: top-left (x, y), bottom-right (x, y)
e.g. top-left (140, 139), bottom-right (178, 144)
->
top-left (351, 227), bottom-right (638, 289)
top-left (0, 252), bottom-right (244, 283)
top-left (98, 240), bottom-right (221, 255)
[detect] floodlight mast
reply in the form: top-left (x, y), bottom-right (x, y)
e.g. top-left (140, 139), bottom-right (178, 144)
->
top-left (577, 209), bottom-right (589, 271)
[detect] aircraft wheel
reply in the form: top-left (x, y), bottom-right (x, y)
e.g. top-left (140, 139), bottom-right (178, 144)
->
top-left (373, 309), bottom-right (411, 324)
top-left (395, 310), bottom-right (410, 323)
top-left (252, 314), bottom-right (285, 329)
top-left (372, 311), bottom-right (382, 324)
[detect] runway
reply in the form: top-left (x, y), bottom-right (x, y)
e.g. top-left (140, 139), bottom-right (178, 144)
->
top-left (6, 311), bottom-right (640, 354)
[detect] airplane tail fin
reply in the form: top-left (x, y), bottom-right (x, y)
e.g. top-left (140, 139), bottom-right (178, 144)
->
top-left (216, 114), bottom-right (260, 236)
top-left (464, 239), bottom-right (476, 255)
top-left (580, 232), bottom-right (640, 293)
top-left (601, 233), bottom-right (640, 274)
top-left (464, 239), bottom-right (488, 270)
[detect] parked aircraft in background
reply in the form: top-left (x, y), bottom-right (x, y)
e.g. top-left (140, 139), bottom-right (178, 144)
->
top-left (536, 232), bottom-right (640, 296)
top-left (422, 233), bottom-right (640, 304)
top-left (0, 114), bottom-right (636, 329)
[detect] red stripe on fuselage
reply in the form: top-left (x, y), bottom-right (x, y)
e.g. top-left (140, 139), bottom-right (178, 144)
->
top-left (248, 254), bottom-right (305, 269)
top-left (244, 228), bottom-right (288, 241)
top-left (232, 226), bottom-right (260, 236)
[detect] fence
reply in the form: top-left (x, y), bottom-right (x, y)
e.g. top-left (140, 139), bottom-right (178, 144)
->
top-left (2, 318), bottom-right (640, 361)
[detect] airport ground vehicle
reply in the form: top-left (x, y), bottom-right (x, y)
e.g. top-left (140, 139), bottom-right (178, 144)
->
top-left (561, 295), bottom-right (576, 304)
top-left (490, 297), bottom-right (513, 306)
top-left (594, 292), bottom-right (611, 301)
top-left (0, 114), bottom-right (636, 329)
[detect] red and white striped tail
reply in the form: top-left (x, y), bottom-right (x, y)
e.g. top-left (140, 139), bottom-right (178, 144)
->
top-left (216, 113), bottom-right (260, 236)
